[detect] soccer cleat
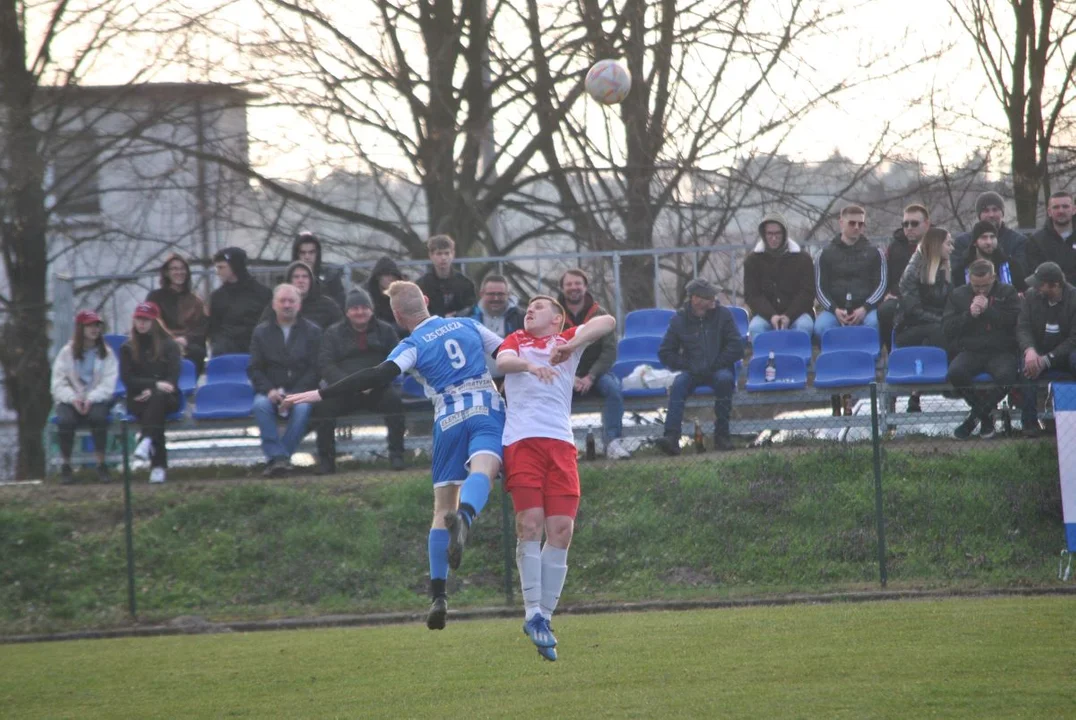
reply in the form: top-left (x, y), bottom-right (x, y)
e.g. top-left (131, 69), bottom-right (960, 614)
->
top-left (445, 511), bottom-right (469, 571)
top-left (979, 416), bottom-right (997, 440)
top-left (522, 615), bottom-right (557, 648)
top-left (536, 644), bottom-right (557, 662)
top-left (953, 414), bottom-right (977, 440)
top-left (426, 595), bottom-right (448, 630)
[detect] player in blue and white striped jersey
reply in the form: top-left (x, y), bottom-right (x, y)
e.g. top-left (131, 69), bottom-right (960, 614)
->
top-left (286, 281), bottom-right (504, 631)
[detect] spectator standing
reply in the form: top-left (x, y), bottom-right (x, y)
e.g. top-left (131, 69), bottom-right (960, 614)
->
top-left (943, 259), bottom-right (1021, 440)
top-left (50, 310), bottom-right (118, 484)
top-left (293, 231), bottom-right (347, 310)
top-left (207, 247), bottom-right (273, 356)
top-left (249, 284), bottom-right (322, 477)
top-left (260, 261), bottom-right (343, 330)
top-left (1016, 262), bottom-right (1076, 437)
top-left (468, 274), bottom-right (524, 378)
top-left (416, 234), bottom-right (476, 318)
top-left (895, 228), bottom-right (954, 413)
top-left (955, 221), bottom-right (1027, 292)
top-left (813, 204), bottom-right (887, 340)
top-left (878, 204), bottom-right (931, 350)
top-left (656, 279), bottom-right (743, 454)
top-left (743, 212), bottom-right (815, 336)
top-left (952, 191), bottom-right (1028, 279)
top-left (120, 302), bottom-right (181, 484)
top-left (145, 253), bottom-right (208, 375)
top-left (1026, 191), bottom-right (1076, 280)
top-left (366, 255), bottom-right (407, 334)
top-left (315, 288), bottom-right (406, 474)
top-left (557, 269), bottom-right (632, 459)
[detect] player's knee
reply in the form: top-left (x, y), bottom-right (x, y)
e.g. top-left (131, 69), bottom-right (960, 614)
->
top-left (515, 508), bottom-right (544, 540)
top-left (544, 516), bottom-right (575, 548)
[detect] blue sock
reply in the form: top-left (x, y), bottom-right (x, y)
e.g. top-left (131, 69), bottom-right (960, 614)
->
top-left (457, 472), bottom-right (491, 525)
top-left (428, 528), bottom-right (449, 584)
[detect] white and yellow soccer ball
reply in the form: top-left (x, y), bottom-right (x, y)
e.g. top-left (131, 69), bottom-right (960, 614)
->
top-left (585, 59), bottom-right (632, 105)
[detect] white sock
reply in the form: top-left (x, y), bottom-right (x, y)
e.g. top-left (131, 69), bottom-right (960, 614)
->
top-left (516, 540), bottom-right (542, 621)
top-left (539, 544), bottom-right (569, 620)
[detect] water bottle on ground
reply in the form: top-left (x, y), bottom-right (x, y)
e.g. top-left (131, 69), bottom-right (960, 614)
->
top-left (914, 359), bottom-right (923, 376)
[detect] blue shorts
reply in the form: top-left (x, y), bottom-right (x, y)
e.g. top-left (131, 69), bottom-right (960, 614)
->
top-left (431, 406), bottom-right (505, 487)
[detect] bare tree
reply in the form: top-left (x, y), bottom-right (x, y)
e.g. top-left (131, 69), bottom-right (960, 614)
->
top-left (947, 0), bottom-right (1076, 227)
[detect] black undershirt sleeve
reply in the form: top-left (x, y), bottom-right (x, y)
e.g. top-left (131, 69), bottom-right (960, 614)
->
top-left (319, 360), bottom-right (402, 400)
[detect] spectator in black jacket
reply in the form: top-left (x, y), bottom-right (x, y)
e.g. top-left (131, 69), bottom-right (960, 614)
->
top-left (293, 231), bottom-right (347, 310)
top-left (952, 191), bottom-right (1028, 280)
top-left (259, 261), bottom-right (343, 330)
top-left (943, 259), bottom-right (1022, 440)
top-left (146, 254), bottom-right (208, 375)
top-left (955, 221), bottom-right (1027, 293)
top-left (1016, 262), bottom-right (1076, 437)
top-left (249, 284), bottom-right (323, 477)
top-left (416, 234), bottom-right (476, 318)
top-left (121, 302), bottom-right (181, 484)
top-left (813, 204), bottom-right (887, 340)
top-left (366, 255), bottom-right (406, 334)
top-left (1026, 191), bottom-right (1076, 281)
top-left (314, 288), bottom-right (406, 474)
top-left (896, 228), bottom-right (953, 349)
top-left (557, 269), bottom-right (631, 459)
top-left (879, 204), bottom-right (931, 350)
top-left (743, 212), bottom-right (816, 336)
top-left (208, 247), bottom-right (273, 356)
top-left (656, 279), bottom-right (743, 455)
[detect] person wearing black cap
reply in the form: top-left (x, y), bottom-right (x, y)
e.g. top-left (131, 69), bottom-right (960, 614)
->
top-left (314, 288), bottom-right (407, 473)
top-left (208, 246), bottom-right (273, 356)
top-left (952, 190), bottom-right (1028, 281)
top-left (1026, 191), bottom-right (1076, 282)
top-left (955, 220), bottom-right (1027, 293)
top-left (1016, 261), bottom-right (1076, 437)
top-left (293, 231), bottom-right (347, 310)
top-left (943, 258), bottom-right (1022, 440)
top-left (656, 278), bottom-right (744, 454)
top-left (50, 309), bottom-right (118, 484)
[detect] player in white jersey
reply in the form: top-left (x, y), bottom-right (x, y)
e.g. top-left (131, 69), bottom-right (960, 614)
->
top-left (496, 295), bottom-right (616, 661)
top-left (286, 281), bottom-right (505, 630)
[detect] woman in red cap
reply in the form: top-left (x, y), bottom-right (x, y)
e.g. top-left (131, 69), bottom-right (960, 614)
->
top-left (49, 309), bottom-right (118, 484)
top-left (120, 302), bottom-right (181, 483)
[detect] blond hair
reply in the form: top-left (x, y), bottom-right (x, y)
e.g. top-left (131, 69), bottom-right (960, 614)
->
top-left (919, 228), bottom-right (951, 286)
top-left (386, 280), bottom-right (429, 319)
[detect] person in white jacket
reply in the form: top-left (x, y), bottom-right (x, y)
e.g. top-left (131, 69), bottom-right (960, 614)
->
top-left (50, 310), bottom-right (118, 484)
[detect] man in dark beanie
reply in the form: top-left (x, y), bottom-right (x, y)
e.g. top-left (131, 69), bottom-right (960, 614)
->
top-left (657, 278), bottom-right (743, 454)
top-left (952, 191), bottom-right (1028, 281)
top-left (955, 220), bottom-right (1027, 292)
top-left (207, 246), bottom-right (273, 356)
top-left (314, 286), bottom-right (406, 473)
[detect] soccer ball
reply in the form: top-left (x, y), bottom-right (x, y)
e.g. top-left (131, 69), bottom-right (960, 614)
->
top-left (585, 59), bottom-right (632, 105)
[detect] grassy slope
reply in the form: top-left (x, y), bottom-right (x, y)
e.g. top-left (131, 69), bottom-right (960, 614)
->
top-left (2, 597), bottom-right (1074, 719)
top-left (0, 443), bottom-right (1065, 633)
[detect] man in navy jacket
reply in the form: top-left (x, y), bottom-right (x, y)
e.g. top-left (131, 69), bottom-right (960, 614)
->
top-left (657, 279), bottom-right (744, 454)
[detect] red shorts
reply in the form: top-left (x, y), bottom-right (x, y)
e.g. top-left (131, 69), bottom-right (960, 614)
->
top-left (504, 437), bottom-right (580, 518)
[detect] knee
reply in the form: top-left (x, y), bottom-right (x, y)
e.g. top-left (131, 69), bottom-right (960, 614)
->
top-left (252, 395), bottom-right (274, 414)
top-left (669, 373), bottom-right (692, 396)
top-left (748, 316), bottom-right (771, 335)
top-left (714, 369), bottom-right (735, 392)
top-left (544, 516), bottom-right (574, 548)
top-left (515, 509), bottom-right (544, 541)
top-left (863, 310), bottom-right (879, 328)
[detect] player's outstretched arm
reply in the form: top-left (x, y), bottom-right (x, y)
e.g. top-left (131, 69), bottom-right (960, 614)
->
top-left (289, 360), bottom-right (402, 407)
top-left (496, 350), bottom-right (555, 383)
top-left (550, 315), bottom-right (616, 365)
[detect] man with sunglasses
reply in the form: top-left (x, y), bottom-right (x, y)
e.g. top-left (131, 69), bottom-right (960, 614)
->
top-left (814, 204), bottom-right (887, 341)
top-left (878, 204), bottom-right (931, 351)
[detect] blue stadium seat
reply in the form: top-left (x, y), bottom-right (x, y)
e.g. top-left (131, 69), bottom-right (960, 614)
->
top-left (611, 359), bottom-right (667, 397)
top-left (191, 381), bottom-right (254, 420)
top-left (745, 354), bottom-right (807, 392)
top-left (813, 351), bottom-right (877, 388)
top-left (821, 326), bottom-right (881, 359)
top-left (617, 336), bottom-right (662, 363)
top-left (179, 359), bottom-right (197, 398)
top-left (751, 330), bottom-right (813, 366)
top-left (204, 354), bottom-right (251, 385)
top-left (885, 347), bottom-right (948, 384)
top-left (728, 306), bottom-right (749, 342)
top-left (623, 309), bottom-right (675, 338)
top-left (104, 333), bottom-right (126, 357)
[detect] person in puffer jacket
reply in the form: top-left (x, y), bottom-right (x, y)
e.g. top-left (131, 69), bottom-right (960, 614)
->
top-left (813, 204), bottom-right (887, 341)
top-left (896, 228), bottom-right (954, 349)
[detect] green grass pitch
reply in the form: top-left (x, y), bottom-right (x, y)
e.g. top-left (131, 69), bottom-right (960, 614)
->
top-left (4, 596), bottom-right (1074, 718)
